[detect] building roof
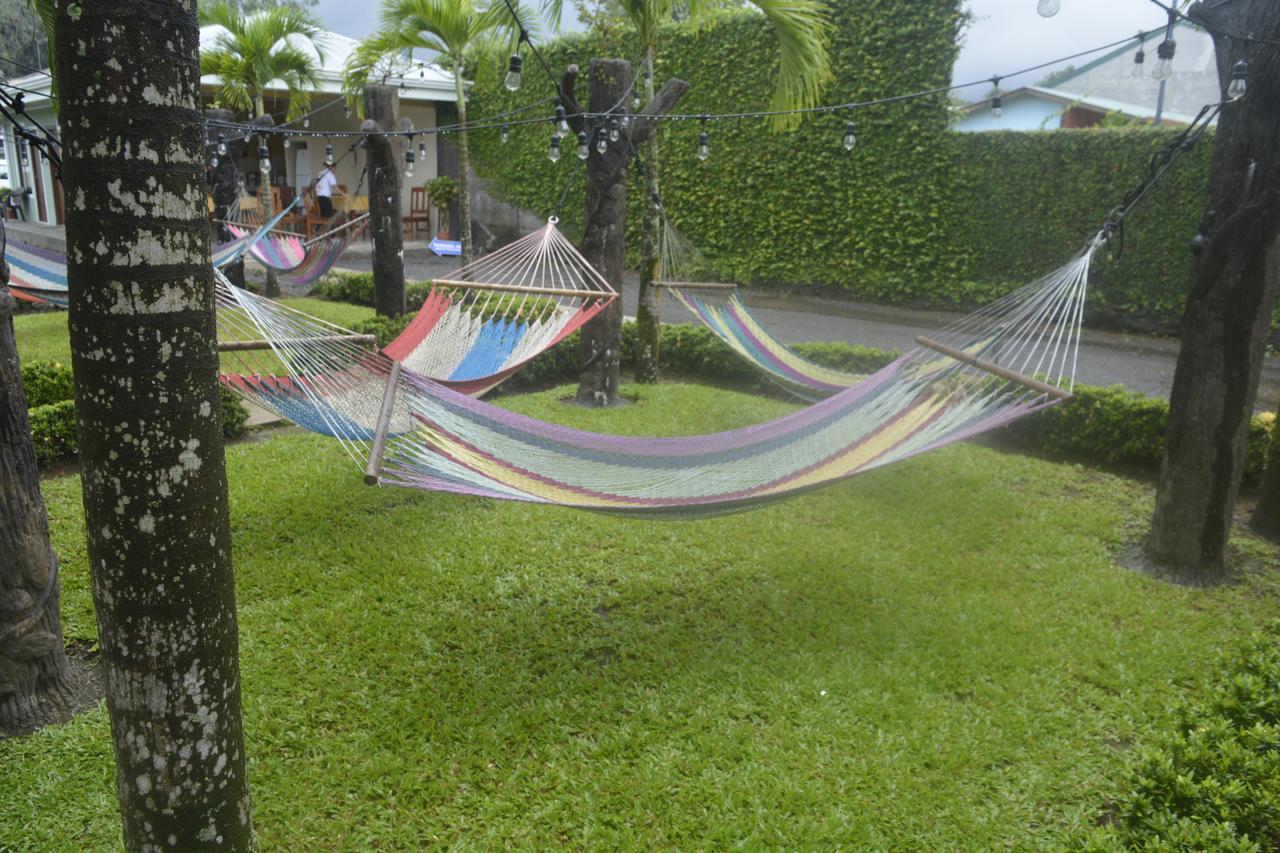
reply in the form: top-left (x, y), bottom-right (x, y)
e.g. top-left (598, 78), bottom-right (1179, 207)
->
top-left (959, 20), bottom-right (1222, 127)
top-left (4, 24), bottom-right (458, 109)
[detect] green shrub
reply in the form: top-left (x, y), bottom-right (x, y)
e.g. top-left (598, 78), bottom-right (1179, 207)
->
top-left (313, 272), bottom-right (376, 306)
top-left (219, 386), bottom-right (249, 439)
top-left (1078, 622), bottom-right (1280, 851)
top-left (20, 360), bottom-right (75, 409)
top-left (28, 399), bottom-right (78, 465)
top-left (1006, 384), bottom-right (1274, 485)
top-left (351, 314), bottom-right (414, 349)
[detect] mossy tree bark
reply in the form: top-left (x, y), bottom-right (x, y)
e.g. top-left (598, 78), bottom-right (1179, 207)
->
top-left (54, 1), bottom-right (254, 848)
top-left (0, 282), bottom-right (75, 735)
top-left (563, 63), bottom-right (687, 406)
top-left (364, 84), bottom-right (406, 318)
top-left (1146, 0), bottom-right (1280, 582)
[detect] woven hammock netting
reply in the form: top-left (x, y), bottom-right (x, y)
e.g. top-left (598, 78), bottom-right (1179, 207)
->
top-left (216, 217), bottom-right (1097, 516)
top-left (658, 218), bottom-right (861, 401)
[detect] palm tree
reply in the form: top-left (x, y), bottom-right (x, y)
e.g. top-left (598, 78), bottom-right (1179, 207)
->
top-left (344, 0), bottom-right (535, 266)
top-left (199, 0), bottom-right (326, 121)
top-left (619, 0), bottom-right (833, 381)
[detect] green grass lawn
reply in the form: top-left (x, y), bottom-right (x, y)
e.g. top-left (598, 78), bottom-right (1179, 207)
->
top-left (3, 380), bottom-right (1279, 849)
top-left (11, 298), bottom-right (375, 363)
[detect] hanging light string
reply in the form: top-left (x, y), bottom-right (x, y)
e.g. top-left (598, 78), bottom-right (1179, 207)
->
top-left (0, 88), bottom-right (61, 175)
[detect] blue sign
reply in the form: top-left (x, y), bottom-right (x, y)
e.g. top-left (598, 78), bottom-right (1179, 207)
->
top-left (429, 238), bottom-right (462, 257)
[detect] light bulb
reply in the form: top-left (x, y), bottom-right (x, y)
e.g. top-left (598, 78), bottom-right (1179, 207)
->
top-left (596, 131), bottom-right (608, 155)
top-left (504, 53), bottom-right (522, 92)
top-left (554, 104), bottom-right (570, 136)
top-left (405, 164), bottom-right (414, 178)
top-left (1036, 0), bottom-right (1060, 17)
top-left (216, 133), bottom-right (228, 156)
top-left (324, 142), bottom-right (335, 166)
top-left (696, 131), bottom-right (708, 161)
top-left (632, 93), bottom-right (641, 110)
top-left (1132, 48), bottom-right (1145, 78)
top-left (343, 104), bottom-right (351, 118)
top-left (260, 160), bottom-right (271, 177)
top-left (283, 136), bottom-right (291, 149)
top-left (500, 125), bottom-right (509, 144)
top-left (419, 141), bottom-right (426, 155)
top-left (1228, 58), bottom-right (1248, 100)
top-left (211, 154), bottom-right (219, 168)
top-left (609, 119), bottom-right (620, 143)
top-left (405, 148), bottom-right (415, 176)
top-left (1153, 39), bottom-right (1176, 80)
top-left (303, 117), bottom-right (310, 128)
top-left (843, 121), bottom-right (856, 151)
top-left (548, 135), bottom-right (561, 162)
top-left (991, 95), bottom-right (1003, 121)
top-left (576, 130), bottom-right (589, 160)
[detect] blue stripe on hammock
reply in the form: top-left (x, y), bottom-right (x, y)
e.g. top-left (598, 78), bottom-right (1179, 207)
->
top-left (448, 317), bottom-right (527, 381)
top-left (7, 250), bottom-right (68, 287)
top-left (249, 382), bottom-right (377, 441)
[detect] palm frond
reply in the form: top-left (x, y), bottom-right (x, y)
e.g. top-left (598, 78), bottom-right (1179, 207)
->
top-left (747, 0), bottom-right (832, 128)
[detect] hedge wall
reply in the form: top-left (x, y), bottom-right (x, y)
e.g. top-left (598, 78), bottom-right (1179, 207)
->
top-left (464, 3), bottom-right (1212, 332)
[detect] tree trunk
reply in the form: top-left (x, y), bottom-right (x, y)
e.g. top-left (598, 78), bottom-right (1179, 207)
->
top-left (364, 85), bottom-right (406, 317)
top-left (635, 47), bottom-right (662, 384)
top-left (1146, 0), bottom-right (1280, 583)
top-left (253, 113), bottom-right (279, 298)
top-left (0, 283), bottom-right (74, 735)
top-left (55, 3), bottom-right (254, 849)
top-left (575, 60), bottom-right (633, 407)
top-left (454, 58), bottom-right (475, 267)
top-left (1252, 385), bottom-right (1280, 538)
top-left (208, 109), bottom-right (246, 290)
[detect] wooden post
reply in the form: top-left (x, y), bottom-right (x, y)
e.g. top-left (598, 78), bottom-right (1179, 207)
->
top-left (1145, 0), bottom-right (1280, 582)
top-left (363, 85), bottom-right (406, 318)
top-left (561, 62), bottom-right (688, 407)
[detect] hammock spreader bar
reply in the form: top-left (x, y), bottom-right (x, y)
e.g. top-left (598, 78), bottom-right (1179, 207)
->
top-left (915, 335), bottom-right (1072, 401)
top-left (365, 359), bottom-right (403, 486)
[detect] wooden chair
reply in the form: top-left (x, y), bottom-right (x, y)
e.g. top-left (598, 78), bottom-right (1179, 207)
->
top-left (403, 186), bottom-right (431, 239)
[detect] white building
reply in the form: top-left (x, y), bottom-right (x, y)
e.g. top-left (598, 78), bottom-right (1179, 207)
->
top-left (2, 25), bottom-right (458, 227)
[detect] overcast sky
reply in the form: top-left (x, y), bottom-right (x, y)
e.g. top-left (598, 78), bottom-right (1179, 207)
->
top-left (313, 0), bottom-right (1168, 100)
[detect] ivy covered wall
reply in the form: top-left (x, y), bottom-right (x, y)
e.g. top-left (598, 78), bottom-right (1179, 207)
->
top-left (464, 1), bottom-right (1210, 332)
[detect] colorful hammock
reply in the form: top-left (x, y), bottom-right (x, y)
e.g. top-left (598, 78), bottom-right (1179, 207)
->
top-left (2, 205), bottom-right (290, 307)
top-left (225, 214), bottom-right (369, 287)
top-left (212, 235), bottom-right (1097, 515)
top-left (656, 219), bottom-right (860, 400)
top-left (217, 218), bottom-right (617, 398)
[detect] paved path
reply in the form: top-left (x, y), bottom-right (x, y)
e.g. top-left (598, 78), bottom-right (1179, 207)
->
top-left (324, 248), bottom-right (1280, 411)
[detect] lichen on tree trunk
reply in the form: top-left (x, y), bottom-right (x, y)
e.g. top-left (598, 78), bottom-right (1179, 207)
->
top-left (54, 1), bottom-right (254, 848)
top-left (0, 284), bottom-right (75, 735)
top-left (1146, 0), bottom-right (1280, 583)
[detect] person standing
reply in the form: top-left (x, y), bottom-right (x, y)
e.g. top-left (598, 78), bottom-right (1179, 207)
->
top-left (314, 162), bottom-right (346, 217)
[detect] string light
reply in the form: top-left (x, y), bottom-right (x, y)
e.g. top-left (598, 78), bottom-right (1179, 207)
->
top-left (696, 120), bottom-right (709, 161)
top-left (501, 125), bottom-right (510, 144)
top-left (1132, 33), bottom-right (1146, 78)
top-left (303, 117), bottom-right (310, 128)
top-left (843, 121), bottom-right (856, 151)
top-left (595, 127), bottom-right (608, 155)
top-left (990, 78), bottom-right (1003, 121)
top-left (343, 103), bottom-right (351, 118)
top-left (419, 140), bottom-right (426, 156)
top-left (548, 134), bottom-right (561, 162)
top-left (608, 118), bottom-right (620, 143)
top-left (405, 145), bottom-right (416, 178)
top-left (1154, 11), bottom-right (1177, 81)
top-left (505, 52), bottom-right (523, 92)
top-left (1036, 0), bottom-right (1060, 18)
top-left (324, 141), bottom-right (335, 166)
top-left (1228, 58), bottom-right (1248, 100)
top-left (576, 130), bottom-right (589, 160)
top-left (216, 133), bottom-right (228, 156)
top-left (554, 104), bottom-right (570, 135)
top-left (258, 142), bottom-right (270, 177)
top-left (283, 135), bottom-right (291, 148)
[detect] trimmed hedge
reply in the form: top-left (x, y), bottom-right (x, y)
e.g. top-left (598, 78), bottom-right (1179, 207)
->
top-left (1078, 622), bottom-right (1280, 851)
top-left (20, 361), bottom-right (250, 465)
top-left (463, 6), bottom-right (1210, 332)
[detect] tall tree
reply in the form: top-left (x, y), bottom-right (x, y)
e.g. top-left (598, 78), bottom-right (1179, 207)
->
top-left (1146, 0), bottom-right (1280, 583)
top-left (0, 261), bottom-right (76, 736)
top-left (54, 1), bottom-right (254, 848)
top-left (615, 0), bottom-right (832, 382)
top-left (344, 0), bottom-right (536, 267)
